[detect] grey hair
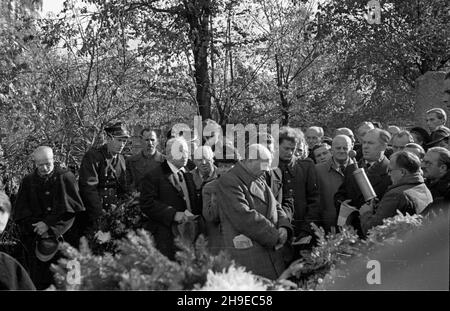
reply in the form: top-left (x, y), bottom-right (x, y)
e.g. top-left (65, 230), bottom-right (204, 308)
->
top-left (32, 146), bottom-right (53, 161)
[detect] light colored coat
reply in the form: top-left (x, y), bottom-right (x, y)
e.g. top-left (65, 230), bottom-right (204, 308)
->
top-left (215, 162), bottom-right (291, 280)
top-left (315, 158), bottom-right (352, 232)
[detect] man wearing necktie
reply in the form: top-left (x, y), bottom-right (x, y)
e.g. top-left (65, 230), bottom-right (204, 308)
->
top-left (140, 137), bottom-right (200, 259)
top-left (334, 128), bottom-right (392, 237)
top-left (315, 135), bottom-right (354, 233)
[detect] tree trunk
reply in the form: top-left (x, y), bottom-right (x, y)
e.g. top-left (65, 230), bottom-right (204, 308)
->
top-left (184, 0), bottom-right (212, 120)
top-left (279, 91), bottom-right (289, 126)
top-left (275, 54), bottom-right (289, 125)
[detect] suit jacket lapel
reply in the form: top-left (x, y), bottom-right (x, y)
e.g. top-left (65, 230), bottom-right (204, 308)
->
top-left (183, 172), bottom-right (199, 214)
top-left (162, 161), bottom-right (183, 195)
top-left (269, 168), bottom-right (283, 199)
top-left (264, 180), bottom-right (278, 225)
top-left (367, 156), bottom-right (388, 187)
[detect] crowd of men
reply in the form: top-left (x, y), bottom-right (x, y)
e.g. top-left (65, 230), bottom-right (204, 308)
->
top-left (0, 77), bottom-right (449, 289)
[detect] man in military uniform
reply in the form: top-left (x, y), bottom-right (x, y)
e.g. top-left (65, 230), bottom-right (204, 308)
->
top-left (13, 146), bottom-right (84, 289)
top-left (126, 128), bottom-right (164, 193)
top-left (78, 122), bottom-right (130, 235)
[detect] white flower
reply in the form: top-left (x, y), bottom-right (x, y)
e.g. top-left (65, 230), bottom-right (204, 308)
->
top-left (199, 265), bottom-right (268, 291)
top-left (95, 231), bottom-right (111, 244)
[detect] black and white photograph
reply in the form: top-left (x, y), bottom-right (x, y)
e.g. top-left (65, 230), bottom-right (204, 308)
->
top-left (0, 0), bottom-right (448, 296)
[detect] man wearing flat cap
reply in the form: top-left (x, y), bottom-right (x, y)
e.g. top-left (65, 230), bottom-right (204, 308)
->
top-left (78, 122), bottom-right (131, 236)
top-left (13, 146), bottom-right (84, 289)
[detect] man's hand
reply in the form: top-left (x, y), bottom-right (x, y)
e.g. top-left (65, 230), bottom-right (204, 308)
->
top-left (174, 211), bottom-right (188, 223)
top-left (32, 221), bottom-right (49, 236)
top-left (275, 227), bottom-right (288, 250)
top-left (359, 201), bottom-right (374, 215)
top-left (278, 227), bottom-right (288, 244)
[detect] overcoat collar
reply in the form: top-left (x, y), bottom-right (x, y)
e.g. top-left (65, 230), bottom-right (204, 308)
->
top-left (386, 173), bottom-right (424, 191)
top-left (232, 162), bottom-right (277, 214)
top-left (279, 156), bottom-right (299, 176)
top-left (327, 157), bottom-right (354, 175)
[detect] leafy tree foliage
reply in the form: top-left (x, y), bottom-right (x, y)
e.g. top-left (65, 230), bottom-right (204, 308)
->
top-left (314, 0), bottom-right (450, 128)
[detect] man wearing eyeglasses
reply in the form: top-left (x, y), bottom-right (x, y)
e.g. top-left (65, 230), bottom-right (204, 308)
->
top-left (359, 151), bottom-right (433, 235)
top-left (126, 129), bottom-right (164, 193)
top-left (421, 147), bottom-right (450, 201)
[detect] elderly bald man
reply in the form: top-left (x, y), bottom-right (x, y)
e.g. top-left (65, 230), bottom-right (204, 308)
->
top-left (140, 137), bottom-right (201, 259)
top-left (191, 146), bottom-right (217, 189)
top-left (335, 128), bottom-right (392, 237)
top-left (215, 144), bottom-right (292, 280)
top-left (334, 128), bottom-right (355, 146)
top-left (13, 146), bottom-right (84, 289)
top-left (315, 135), bottom-right (354, 232)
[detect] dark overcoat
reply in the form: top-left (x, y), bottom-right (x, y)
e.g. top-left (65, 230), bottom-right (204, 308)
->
top-left (78, 144), bottom-right (128, 233)
top-left (279, 157), bottom-right (320, 238)
top-left (125, 150), bottom-right (164, 193)
top-left (139, 160), bottom-right (199, 259)
top-left (360, 173), bottom-right (433, 235)
top-left (13, 166), bottom-right (84, 289)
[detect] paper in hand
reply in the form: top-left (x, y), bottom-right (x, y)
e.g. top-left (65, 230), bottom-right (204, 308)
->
top-left (233, 234), bottom-right (253, 249)
top-left (184, 209), bottom-right (199, 220)
top-left (292, 235), bottom-right (312, 245)
top-left (337, 201), bottom-right (358, 226)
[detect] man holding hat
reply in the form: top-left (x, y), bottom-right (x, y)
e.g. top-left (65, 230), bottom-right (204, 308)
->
top-left (78, 122), bottom-right (131, 236)
top-left (13, 146), bottom-right (84, 289)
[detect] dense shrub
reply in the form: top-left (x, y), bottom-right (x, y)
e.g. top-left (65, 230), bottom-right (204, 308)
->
top-left (50, 210), bottom-right (432, 290)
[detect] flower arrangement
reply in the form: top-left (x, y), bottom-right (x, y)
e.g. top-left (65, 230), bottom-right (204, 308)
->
top-left (278, 211), bottom-right (425, 290)
top-left (86, 194), bottom-right (146, 255)
top-left (50, 210), bottom-right (437, 291)
top-left (51, 230), bottom-right (233, 290)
